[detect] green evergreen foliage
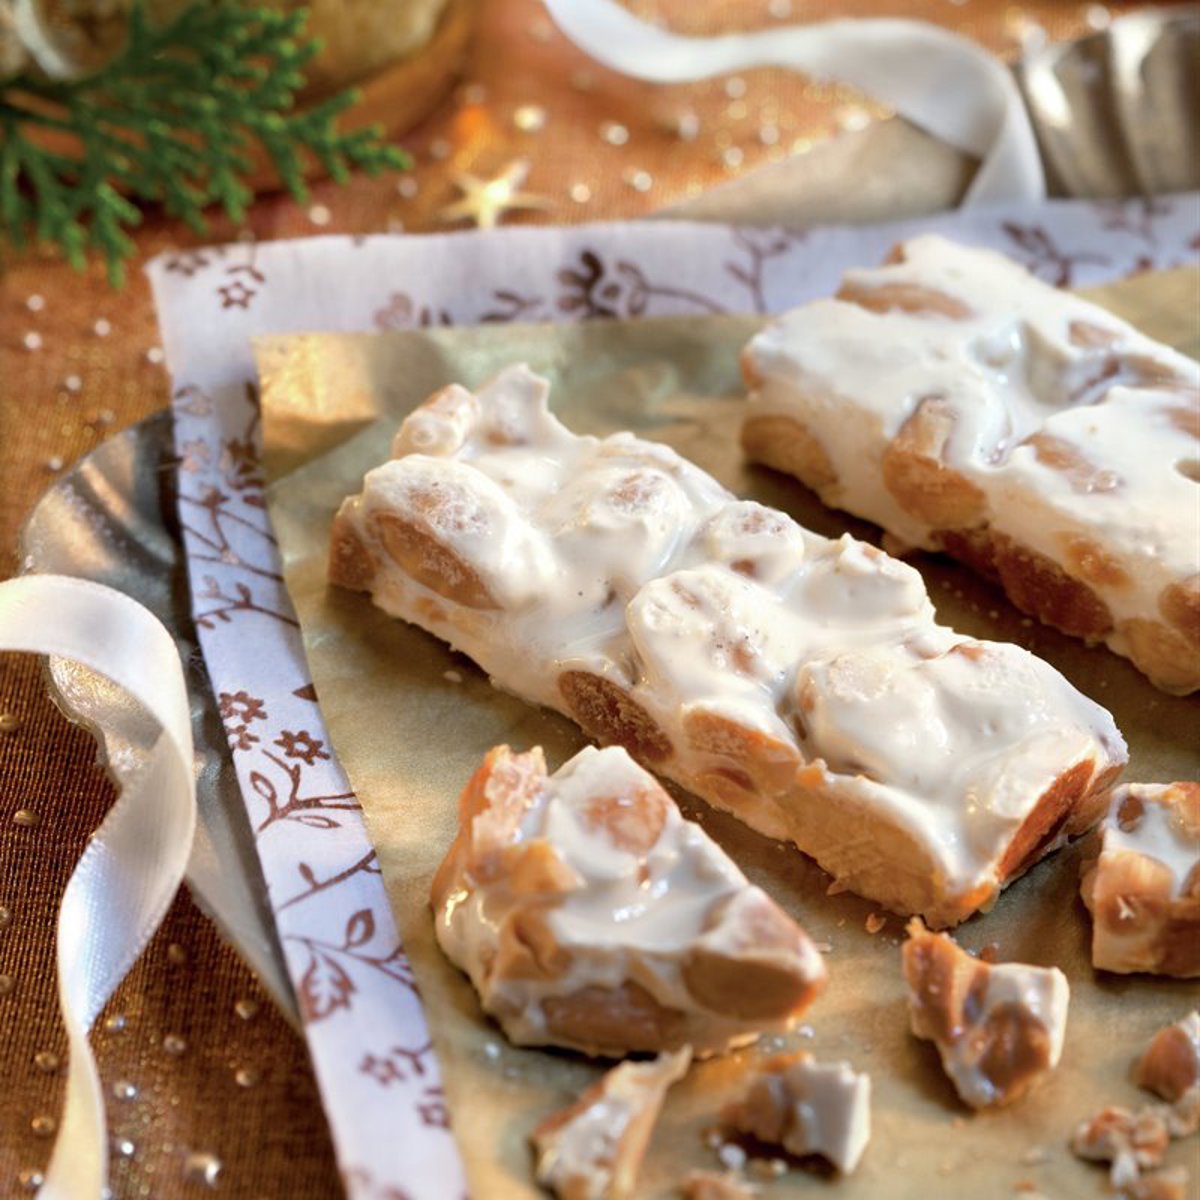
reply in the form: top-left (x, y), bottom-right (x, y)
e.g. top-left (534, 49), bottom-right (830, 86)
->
top-left (0, 2), bottom-right (408, 284)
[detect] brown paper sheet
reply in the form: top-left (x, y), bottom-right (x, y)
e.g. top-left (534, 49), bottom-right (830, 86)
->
top-left (257, 273), bottom-right (1199, 1199)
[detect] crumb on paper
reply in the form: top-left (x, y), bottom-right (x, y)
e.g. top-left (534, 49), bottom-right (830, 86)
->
top-left (680, 1170), bottom-right (761, 1200)
top-left (865, 912), bottom-right (886, 934)
top-left (1069, 1105), bottom-right (1170, 1188)
top-left (746, 1157), bottom-right (787, 1181)
top-left (716, 1143), bottom-right (747, 1171)
top-left (532, 1047), bottom-right (691, 1200)
top-left (721, 1052), bottom-right (871, 1174)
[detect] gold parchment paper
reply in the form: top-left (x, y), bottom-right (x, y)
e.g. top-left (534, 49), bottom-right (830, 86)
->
top-left (257, 272), bottom-right (1199, 1199)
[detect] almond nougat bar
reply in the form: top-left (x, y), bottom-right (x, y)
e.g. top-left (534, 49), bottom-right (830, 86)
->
top-left (741, 235), bottom-right (1200, 693)
top-left (334, 365), bottom-right (1126, 926)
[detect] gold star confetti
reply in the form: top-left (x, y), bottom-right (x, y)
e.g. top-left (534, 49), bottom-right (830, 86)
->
top-left (437, 159), bottom-right (554, 229)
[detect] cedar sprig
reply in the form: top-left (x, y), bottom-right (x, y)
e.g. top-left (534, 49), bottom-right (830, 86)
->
top-left (0, 2), bottom-right (409, 284)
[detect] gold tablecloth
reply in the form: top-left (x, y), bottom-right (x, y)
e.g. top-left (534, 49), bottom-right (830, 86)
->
top-left (0, 1), bottom-right (1182, 1194)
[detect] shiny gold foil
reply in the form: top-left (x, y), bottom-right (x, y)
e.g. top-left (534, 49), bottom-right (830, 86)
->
top-left (257, 273), bottom-right (1198, 1199)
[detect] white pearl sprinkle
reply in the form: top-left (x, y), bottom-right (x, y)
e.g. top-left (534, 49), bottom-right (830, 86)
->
top-left (429, 138), bottom-right (452, 161)
top-left (623, 168), bottom-right (653, 193)
top-left (724, 76), bottom-right (747, 99)
top-left (1085, 4), bottom-right (1111, 29)
top-left (307, 203), bottom-right (332, 227)
top-left (717, 1142), bottom-right (747, 1170)
top-left (25, 294), bottom-right (45, 312)
top-left (674, 111), bottom-right (700, 141)
top-left (22, 331), bottom-right (42, 351)
top-left (397, 177), bottom-right (419, 199)
top-left (569, 183), bottom-right (592, 204)
top-left (93, 318), bottom-right (111, 337)
top-left (836, 105), bottom-right (872, 133)
top-left (33, 1050), bottom-right (60, 1072)
top-left (234, 998), bottom-right (260, 1020)
top-left (513, 104), bottom-right (548, 133)
top-left (183, 1152), bottom-right (223, 1187)
top-left (64, 375), bottom-right (82, 394)
top-left (112, 1138), bottom-right (135, 1159)
top-left (145, 346), bottom-right (165, 365)
top-left (721, 146), bottom-right (745, 169)
top-left (600, 122), bottom-right (629, 146)
top-left (759, 124), bottom-right (780, 146)
top-left (457, 82), bottom-right (487, 106)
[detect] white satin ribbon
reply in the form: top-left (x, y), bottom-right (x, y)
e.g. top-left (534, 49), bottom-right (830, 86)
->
top-left (544, 0), bottom-right (1046, 205)
top-left (0, 576), bottom-right (196, 1200)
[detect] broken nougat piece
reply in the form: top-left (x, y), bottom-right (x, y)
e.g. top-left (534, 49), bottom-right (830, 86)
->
top-left (721, 1053), bottom-right (871, 1174)
top-left (334, 364), bottom-right (1126, 926)
top-left (741, 235), bottom-right (1200, 693)
top-left (1136, 1012), bottom-right (1200, 1105)
top-left (1081, 782), bottom-right (1200, 978)
top-left (531, 1048), bottom-right (691, 1200)
top-left (1070, 1106), bottom-right (1172, 1189)
top-left (431, 744), bottom-right (826, 1057)
top-left (901, 919), bottom-right (1068, 1108)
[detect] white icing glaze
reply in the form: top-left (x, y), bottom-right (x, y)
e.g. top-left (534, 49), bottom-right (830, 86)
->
top-left (743, 234), bottom-right (1200, 684)
top-left (340, 364), bottom-right (1126, 921)
top-left (1100, 783), bottom-right (1199, 901)
top-left (435, 745), bottom-right (825, 1056)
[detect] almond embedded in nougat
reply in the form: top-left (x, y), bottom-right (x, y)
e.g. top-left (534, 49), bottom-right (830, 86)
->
top-left (531, 1047), bottom-right (691, 1200)
top-left (901, 919), bottom-right (1068, 1109)
top-left (432, 744), bottom-right (826, 1058)
top-left (1136, 1012), bottom-right (1200, 1104)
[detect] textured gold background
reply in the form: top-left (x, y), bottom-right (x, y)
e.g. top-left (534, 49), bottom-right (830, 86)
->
top-left (0, 1), bottom-right (1186, 1195)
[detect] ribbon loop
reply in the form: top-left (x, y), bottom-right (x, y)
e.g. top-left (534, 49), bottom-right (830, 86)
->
top-left (544, 0), bottom-right (1046, 205)
top-left (0, 575), bottom-right (196, 1200)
